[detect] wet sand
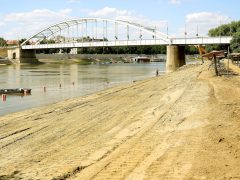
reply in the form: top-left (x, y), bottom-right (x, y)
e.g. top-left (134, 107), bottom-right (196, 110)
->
top-left (0, 62), bottom-right (240, 179)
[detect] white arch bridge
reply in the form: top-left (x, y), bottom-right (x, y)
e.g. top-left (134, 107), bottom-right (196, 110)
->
top-left (21, 17), bottom-right (232, 49)
top-left (8, 17), bottom-right (232, 72)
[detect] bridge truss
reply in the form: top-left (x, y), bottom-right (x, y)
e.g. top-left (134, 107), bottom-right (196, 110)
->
top-left (21, 18), bottom-right (232, 50)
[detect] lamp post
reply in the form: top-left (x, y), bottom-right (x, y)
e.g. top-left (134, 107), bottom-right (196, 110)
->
top-left (166, 21), bottom-right (169, 37)
top-left (184, 23), bottom-right (187, 44)
top-left (219, 17), bottom-right (222, 37)
top-left (196, 24), bottom-right (199, 37)
top-left (230, 21), bottom-right (232, 36)
top-left (184, 23), bottom-right (187, 36)
top-left (228, 17), bottom-right (232, 36)
top-left (158, 20), bottom-right (168, 37)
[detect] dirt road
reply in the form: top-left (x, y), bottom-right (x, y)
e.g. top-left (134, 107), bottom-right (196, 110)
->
top-left (0, 62), bottom-right (240, 179)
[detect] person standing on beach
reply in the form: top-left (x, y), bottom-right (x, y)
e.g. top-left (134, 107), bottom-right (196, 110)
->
top-left (156, 69), bottom-right (159, 77)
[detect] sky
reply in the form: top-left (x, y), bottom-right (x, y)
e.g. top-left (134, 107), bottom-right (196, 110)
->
top-left (0, 0), bottom-right (239, 40)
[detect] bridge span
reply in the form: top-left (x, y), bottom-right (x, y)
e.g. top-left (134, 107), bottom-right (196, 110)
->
top-left (21, 37), bottom-right (232, 50)
top-left (7, 17), bottom-right (232, 72)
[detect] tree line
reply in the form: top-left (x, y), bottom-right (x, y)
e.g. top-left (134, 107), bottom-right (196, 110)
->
top-left (206, 20), bottom-right (240, 53)
top-left (36, 39), bottom-right (198, 55)
top-left (0, 37), bottom-right (7, 47)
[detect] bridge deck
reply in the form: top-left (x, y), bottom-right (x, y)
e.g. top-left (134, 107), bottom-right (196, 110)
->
top-left (22, 37), bottom-right (232, 50)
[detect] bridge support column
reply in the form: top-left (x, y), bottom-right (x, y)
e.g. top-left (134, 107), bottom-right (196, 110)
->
top-left (8, 47), bottom-right (39, 64)
top-left (166, 45), bottom-right (186, 73)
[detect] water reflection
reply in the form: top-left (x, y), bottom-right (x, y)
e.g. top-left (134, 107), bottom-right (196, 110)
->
top-left (0, 62), bottom-right (165, 116)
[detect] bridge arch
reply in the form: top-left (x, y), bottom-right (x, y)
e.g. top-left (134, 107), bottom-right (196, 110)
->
top-left (21, 18), bottom-right (172, 46)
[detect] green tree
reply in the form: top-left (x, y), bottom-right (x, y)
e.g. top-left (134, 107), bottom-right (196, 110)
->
top-left (40, 39), bottom-right (55, 44)
top-left (77, 45), bottom-right (167, 55)
top-left (208, 21), bottom-right (240, 37)
top-left (37, 39), bottom-right (60, 54)
top-left (19, 38), bottom-right (26, 45)
top-left (0, 37), bottom-right (7, 47)
top-left (208, 21), bottom-right (240, 52)
top-left (230, 31), bottom-right (240, 53)
top-left (184, 46), bottom-right (198, 55)
top-left (61, 48), bottom-right (71, 54)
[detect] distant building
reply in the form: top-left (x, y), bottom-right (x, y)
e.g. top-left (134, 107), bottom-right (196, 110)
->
top-left (52, 36), bottom-right (73, 43)
top-left (6, 40), bottom-right (19, 46)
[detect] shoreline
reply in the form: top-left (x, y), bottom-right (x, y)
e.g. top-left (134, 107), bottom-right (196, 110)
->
top-left (0, 62), bottom-right (166, 116)
top-left (0, 73), bottom-right (159, 117)
top-left (0, 80), bottom-right (140, 117)
top-left (0, 62), bottom-right (240, 179)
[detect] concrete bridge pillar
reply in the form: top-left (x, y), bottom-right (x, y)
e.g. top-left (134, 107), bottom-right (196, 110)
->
top-left (166, 45), bottom-right (186, 73)
top-left (7, 47), bottom-right (38, 63)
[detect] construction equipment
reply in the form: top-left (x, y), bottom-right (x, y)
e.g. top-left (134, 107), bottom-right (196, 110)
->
top-left (196, 45), bottom-right (207, 56)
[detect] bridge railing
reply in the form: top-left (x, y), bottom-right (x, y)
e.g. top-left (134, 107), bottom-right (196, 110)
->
top-left (21, 39), bottom-right (169, 49)
top-left (21, 36), bottom-right (232, 50)
top-left (172, 36), bottom-right (232, 45)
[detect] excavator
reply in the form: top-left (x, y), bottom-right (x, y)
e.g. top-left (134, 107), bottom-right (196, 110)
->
top-left (192, 45), bottom-right (207, 63)
top-left (195, 45), bottom-right (207, 56)
top-left (193, 45), bottom-right (227, 76)
top-left (194, 45), bottom-right (226, 60)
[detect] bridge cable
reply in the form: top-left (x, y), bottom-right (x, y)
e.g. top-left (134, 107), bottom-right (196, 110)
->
top-left (140, 29), bottom-right (142, 46)
top-left (127, 25), bottom-right (129, 47)
top-left (77, 23), bottom-right (79, 41)
top-left (82, 22), bottom-right (84, 46)
top-left (106, 21), bottom-right (108, 41)
top-left (92, 22), bottom-right (94, 45)
top-left (102, 20), bottom-right (105, 53)
top-left (85, 21), bottom-right (88, 39)
top-left (115, 22), bottom-right (118, 52)
top-left (154, 25), bottom-right (157, 45)
top-left (95, 20), bottom-right (98, 39)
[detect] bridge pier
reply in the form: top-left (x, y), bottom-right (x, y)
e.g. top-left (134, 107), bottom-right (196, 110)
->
top-left (166, 45), bottom-right (186, 73)
top-left (7, 47), bottom-right (39, 64)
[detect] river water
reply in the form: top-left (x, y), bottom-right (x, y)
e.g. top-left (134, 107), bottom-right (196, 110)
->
top-left (0, 62), bottom-right (165, 116)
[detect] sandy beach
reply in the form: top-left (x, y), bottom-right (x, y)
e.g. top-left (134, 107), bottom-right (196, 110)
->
top-left (0, 62), bottom-right (240, 179)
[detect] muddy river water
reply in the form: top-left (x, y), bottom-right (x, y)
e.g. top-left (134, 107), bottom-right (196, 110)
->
top-left (0, 62), bottom-right (165, 116)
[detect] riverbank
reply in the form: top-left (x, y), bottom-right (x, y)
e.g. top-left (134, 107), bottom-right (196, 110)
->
top-left (37, 54), bottom-right (166, 65)
top-left (0, 62), bottom-right (240, 179)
